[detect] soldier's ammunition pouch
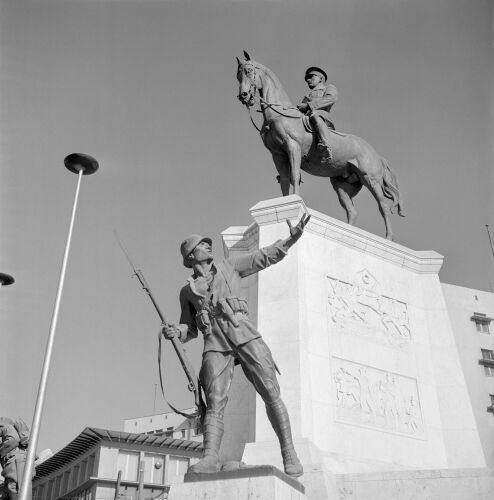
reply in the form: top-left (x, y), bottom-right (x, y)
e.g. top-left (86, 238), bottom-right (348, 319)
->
top-left (196, 309), bottom-right (212, 333)
top-left (197, 296), bottom-right (249, 331)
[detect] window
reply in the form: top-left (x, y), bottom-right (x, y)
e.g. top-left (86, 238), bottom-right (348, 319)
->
top-left (87, 454), bottom-right (95, 477)
top-left (143, 453), bottom-right (164, 484)
top-left (472, 313), bottom-right (492, 334)
top-left (72, 465), bottom-right (80, 489)
top-left (167, 457), bottom-right (189, 484)
top-left (117, 451), bottom-right (140, 481)
top-left (35, 484), bottom-right (44, 500)
top-left (181, 429), bottom-right (186, 439)
top-left (484, 366), bottom-right (494, 377)
top-left (488, 395), bottom-right (494, 414)
top-left (80, 460), bottom-right (88, 482)
top-left (62, 471), bottom-right (70, 494)
top-left (154, 429), bottom-right (163, 434)
top-left (165, 427), bottom-right (173, 438)
top-left (481, 349), bottom-right (494, 360)
top-left (54, 476), bottom-right (62, 498)
top-left (476, 321), bottom-right (490, 334)
top-left (121, 485), bottom-right (137, 500)
top-left (46, 480), bottom-right (53, 500)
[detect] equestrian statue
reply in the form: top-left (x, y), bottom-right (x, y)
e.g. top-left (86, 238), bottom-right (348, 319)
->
top-left (236, 51), bottom-right (404, 241)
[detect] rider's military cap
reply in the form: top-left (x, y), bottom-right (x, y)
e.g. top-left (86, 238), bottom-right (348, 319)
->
top-left (180, 234), bottom-right (212, 268)
top-left (305, 67), bottom-right (327, 82)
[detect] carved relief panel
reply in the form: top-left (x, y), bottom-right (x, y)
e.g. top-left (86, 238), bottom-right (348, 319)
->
top-left (327, 269), bottom-right (411, 350)
top-left (332, 357), bottom-right (424, 438)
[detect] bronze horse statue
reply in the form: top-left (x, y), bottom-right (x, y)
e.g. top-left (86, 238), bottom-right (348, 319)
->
top-left (236, 51), bottom-right (404, 240)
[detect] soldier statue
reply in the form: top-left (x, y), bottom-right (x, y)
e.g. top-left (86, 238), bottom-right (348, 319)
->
top-left (0, 419), bottom-right (31, 500)
top-left (161, 214), bottom-right (311, 477)
top-left (297, 66), bottom-right (338, 160)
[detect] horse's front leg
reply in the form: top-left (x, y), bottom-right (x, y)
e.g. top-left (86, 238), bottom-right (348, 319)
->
top-left (286, 140), bottom-right (302, 195)
top-left (271, 153), bottom-right (291, 196)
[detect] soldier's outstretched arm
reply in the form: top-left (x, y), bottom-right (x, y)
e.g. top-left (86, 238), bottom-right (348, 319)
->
top-left (284, 214), bottom-right (311, 248)
top-left (233, 214), bottom-right (311, 277)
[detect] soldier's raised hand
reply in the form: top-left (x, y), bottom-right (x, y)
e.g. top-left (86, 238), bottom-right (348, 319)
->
top-left (286, 214), bottom-right (311, 246)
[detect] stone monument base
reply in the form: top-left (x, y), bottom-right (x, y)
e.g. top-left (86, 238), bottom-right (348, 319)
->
top-left (167, 465), bottom-right (306, 500)
top-left (336, 467), bottom-right (494, 499)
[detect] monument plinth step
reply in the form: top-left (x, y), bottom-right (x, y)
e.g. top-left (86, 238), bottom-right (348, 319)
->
top-left (167, 465), bottom-right (306, 499)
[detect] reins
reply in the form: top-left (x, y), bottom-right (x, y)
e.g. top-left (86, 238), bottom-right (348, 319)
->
top-left (240, 62), bottom-right (302, 133)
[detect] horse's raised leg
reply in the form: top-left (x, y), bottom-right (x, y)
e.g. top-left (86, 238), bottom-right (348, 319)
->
top-left (286, 141), bottom-right (302, 195)
top-left (361, 172), bottom-right (394, 240)
top-left (330, 177), bottom-right (362, 225)
top-left (271, 153), bottom-right (291, 196)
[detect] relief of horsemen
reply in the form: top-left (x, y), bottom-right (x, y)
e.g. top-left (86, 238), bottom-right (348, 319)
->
top-left (327, 269), bottom-right (411, 350)
top-left (332, 359), bottom-right (423, 437)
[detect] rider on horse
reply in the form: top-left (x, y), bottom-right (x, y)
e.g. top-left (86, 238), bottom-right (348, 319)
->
top-left (297, 67), bottom-right (338, 159)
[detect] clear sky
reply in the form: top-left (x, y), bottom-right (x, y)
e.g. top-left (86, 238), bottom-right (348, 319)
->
top-left (1, 0), bottom-right (493, 454)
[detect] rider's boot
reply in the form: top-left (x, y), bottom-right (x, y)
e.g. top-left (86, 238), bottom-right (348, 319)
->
top-left (311, 115), bottom-right (333, 161)
top-left (188, 410), bottom-right (223, 473)
top-left (266, 399), bottom-right (304, 477)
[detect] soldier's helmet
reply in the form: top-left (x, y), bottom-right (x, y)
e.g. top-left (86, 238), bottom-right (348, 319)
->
top-left (305, 66), bottom-right (327, 82)
top-left (180, 235), bottom-right (212, 268)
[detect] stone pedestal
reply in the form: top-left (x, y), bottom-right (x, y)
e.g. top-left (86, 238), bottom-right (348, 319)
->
top-left (167, 466), bottom-right (306, 499)
top-left (220, 195), bottom-right (487, 499)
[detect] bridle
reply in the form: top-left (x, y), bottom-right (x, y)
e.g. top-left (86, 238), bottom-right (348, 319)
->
top-left (238, 62), bottom-right (301, 132)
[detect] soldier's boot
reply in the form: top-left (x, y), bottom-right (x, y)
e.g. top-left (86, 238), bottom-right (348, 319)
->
top-left (188, 410), bottom-right (223, 473)
top-left (266, 399), bottom-right (303, 477)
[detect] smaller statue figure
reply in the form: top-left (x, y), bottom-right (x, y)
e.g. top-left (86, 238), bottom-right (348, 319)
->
top-left (297, 67), bottom-right (338, 160)
top-left (0, 418), bottom-right (31, 500)
top-left (161, 215), bottom-right (311, 477)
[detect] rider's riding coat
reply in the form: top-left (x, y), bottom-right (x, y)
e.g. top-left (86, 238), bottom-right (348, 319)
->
top-left (301, 82), bottom-right (338, 129)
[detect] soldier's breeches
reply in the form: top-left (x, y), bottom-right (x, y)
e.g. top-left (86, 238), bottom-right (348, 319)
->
top-left (200, 351), bottom-right (236, 413)
top-left (236, 338), bottom-right (280, 404)
top-left (200, 339), bottom-right (280, 411)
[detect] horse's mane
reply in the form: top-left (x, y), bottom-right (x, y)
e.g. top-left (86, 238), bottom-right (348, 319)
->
top-left (248, 60), bottom-right (292, 104)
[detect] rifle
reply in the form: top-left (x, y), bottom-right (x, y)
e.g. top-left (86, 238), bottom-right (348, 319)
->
top-left (115, 232), bottom-right (205, 422)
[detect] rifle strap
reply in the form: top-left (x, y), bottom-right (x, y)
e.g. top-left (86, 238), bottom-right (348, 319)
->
top-left (157, 333), bottom-right (200, 420)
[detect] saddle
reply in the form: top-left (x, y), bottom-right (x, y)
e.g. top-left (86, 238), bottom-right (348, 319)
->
top-left (301, 115), bottom-right (346, 137)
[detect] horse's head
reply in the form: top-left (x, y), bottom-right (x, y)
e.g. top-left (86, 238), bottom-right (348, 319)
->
top-left (236, 51), bottom-right (262, 107)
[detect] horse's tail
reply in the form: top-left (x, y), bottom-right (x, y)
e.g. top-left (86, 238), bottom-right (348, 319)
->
top-left (381, 158), bottom-right (405, 217)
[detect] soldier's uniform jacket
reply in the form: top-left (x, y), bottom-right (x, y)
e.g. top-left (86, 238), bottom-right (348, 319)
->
top-left (178, 241), bottom-right (288, 353)
top-left (301, 82), bottom-right (338, 123)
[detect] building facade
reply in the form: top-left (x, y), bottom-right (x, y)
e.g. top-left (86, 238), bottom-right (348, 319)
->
top-left (442, 283), bottom-right (494, 467)
top-left (32, 428), bottom-right (202, 500)
top-left (123, 411), bottom-right (201, 443)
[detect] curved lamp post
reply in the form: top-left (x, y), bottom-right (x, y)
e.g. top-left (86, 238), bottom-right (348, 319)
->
top-left (19, 154), bottom-right (98, 500)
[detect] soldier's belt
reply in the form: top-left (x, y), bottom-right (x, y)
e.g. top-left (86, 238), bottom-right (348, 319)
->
top-left (208, 308), bottom-right (249, 319)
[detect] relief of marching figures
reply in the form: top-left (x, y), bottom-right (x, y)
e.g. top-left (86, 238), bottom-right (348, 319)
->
top-left (327, 269), bottom-right (411, 350)
top-left (332, 358), bottom-right (424, 438)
